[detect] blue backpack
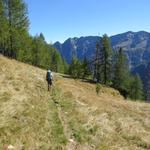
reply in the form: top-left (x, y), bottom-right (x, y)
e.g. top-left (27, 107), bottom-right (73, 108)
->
top-left (47, 71), bottom-right (52, 80)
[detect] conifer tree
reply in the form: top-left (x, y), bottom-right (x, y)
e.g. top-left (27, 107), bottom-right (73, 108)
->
top-left (0, 1), bottom-right (65, 74)
top-left (0, 0), bottom-right (4, 53)
top-left (31, 36), bottom-right (40, 66)
top-left (129, 74), bottom-right (143, 100)
top-left (93, 41), bottom-right (101, 82)
top-left (0, 0), bottom-right (9, 56)
top-left (63, 58), bottom-right (69, 74)
top-left (81, 56), bottom-right (91, 79)
top-left (69, 55), bottom-right (81, 78)
top-left (113, 48), bottom-right (130, 98)
top-left (93, 34), bottom-right (112, 84)
top-left (101, 34), bottom-right (112, 84)
top-left (17, 32), bottom-right (32, 63)
top-left (6, 0), bottom-right (29, 58)
top-left (51, 49), bottom-right (65, 73)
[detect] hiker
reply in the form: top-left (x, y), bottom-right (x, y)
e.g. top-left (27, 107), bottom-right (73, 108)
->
top-left (46, 69), bottom-right (53, 91)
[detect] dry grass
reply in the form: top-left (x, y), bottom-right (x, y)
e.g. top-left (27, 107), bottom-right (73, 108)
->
top-left (0, 55), bottom-right (150, 150)
top-left (0, 56), bottom-right (67, 150)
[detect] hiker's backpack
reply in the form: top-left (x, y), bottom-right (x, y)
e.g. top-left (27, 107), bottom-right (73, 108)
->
top-left (47, 71), bottom-right (52, 80)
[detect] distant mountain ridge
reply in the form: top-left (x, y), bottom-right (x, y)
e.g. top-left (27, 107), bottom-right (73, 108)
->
top-left (54, 36), bottom-right (99, 63)
top-left (53, 31), bottom-right (150, 90)
top-left (53, 31), bottom-right (150, 70)
top-left (111, 31), bottom-right (150, 69)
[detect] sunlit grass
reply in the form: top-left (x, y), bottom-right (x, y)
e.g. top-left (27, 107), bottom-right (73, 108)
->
top-left (0, 55), bottom-right (150, 150)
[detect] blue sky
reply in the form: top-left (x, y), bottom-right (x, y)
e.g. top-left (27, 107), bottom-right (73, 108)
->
top-left (25, 0), bottom-right (150, 43)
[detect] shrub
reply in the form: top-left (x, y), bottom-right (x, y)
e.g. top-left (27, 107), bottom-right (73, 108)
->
top-left (96, 83), bottom-right (101, 95)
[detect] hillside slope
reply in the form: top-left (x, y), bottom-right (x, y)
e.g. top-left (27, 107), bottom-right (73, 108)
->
top-left (0, 55), bottom-right (150, 150)
top-left (54, 31), bottom-right (150, 69)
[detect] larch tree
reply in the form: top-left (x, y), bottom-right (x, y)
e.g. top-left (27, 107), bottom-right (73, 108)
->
top-left (129, 74), bottom-right (143, 100)
top-left (0, 0), bottom-right (9, 55)
top-left (101, 34), bottom-right (112, 85)
top-left (0, 0), bottom-right (66, 74)
top-left (93, 34), bottom-right (112, 85)
top-left (93, 40), bottom-right (102, 82)
top-left (113, 48), bottom-right (130, 98)
top-left (6, 0), bottom-right (29, 58)
top-left (69, 55), bottom-right (80, 78)
top-left (81, 56), bottom-right (91, 79)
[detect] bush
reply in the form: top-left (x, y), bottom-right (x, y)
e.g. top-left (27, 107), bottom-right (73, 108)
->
top-left (96, 83), bottom-right (101, 95)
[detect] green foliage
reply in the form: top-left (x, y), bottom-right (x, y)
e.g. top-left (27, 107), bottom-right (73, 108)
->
top-left (113, 48), bottom-right (144, 100)
top-left (96, 83), bottom-right (101, 95)
top-left (7, 0), bottom-right (29, 58)
top-left (68, 55), bottom-right (81, 78)
top-left (0, 0), bottom-right (66, 74)
top-left (81, 56), bottom-right (91, 79)
top-left (17, 31), bottom-right (32, 63)
top-left (94, 34), bottom-right (112, 85)
top-left (101, 34), bottom-right (112, 85)
top-left (129, 75), bottom-right (143, 100)
top-left (113, 48), bottom-right (131, 98)
top-left (29, 34), bottom-right (65, 73)
top-left (51, 49), bottom-right (65, 73)
top-left (0, 0), bottom-right (9, 55)
top-left (63, 59), bottom-right (69, 74)
top-left (0, 0), bottom-right (29, 57)
top-left (68, 55), bottom-right (91, 79)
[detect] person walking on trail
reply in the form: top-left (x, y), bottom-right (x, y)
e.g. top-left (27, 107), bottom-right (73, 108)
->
top-left (46, 69), bottom-right (53, 91)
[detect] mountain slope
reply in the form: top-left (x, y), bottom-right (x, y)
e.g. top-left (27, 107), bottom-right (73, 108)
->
top-left (54, 36), bottom-right (99, 63)
top-left (53, 31), bottom-right (150, 69)
top-left (0, 55), bottom-right (150, 150)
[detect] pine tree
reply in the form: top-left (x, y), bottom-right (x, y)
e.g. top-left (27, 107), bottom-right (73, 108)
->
top-left (93, 40), bottom-right (101, 82)
top-left (69, 55), bottom-right (77, 77)
top-left (51, 49), bottom-right (64, 73)
top-left (0, 0), bottom-right (9, 56)
top-left (93, 34), bottom-right (112, 85)
top-left (129, 74), bottom-right (143, 100)
top-left (6, 0), bottom-right (29, 58)
top-left (69, 55), bottom-right (81, 78)
top-left (31, 36), bottom-right (40, 66)
top-left (101, 34), bottom-right (112, 85)
top-left (0, 1), bottom-right (65, 75)
top-left (113, 48), bottom-right (130, 98)
top-left (17, 31), bottom-right (32, 63)
top-left (81, 56), bottom-right (91, 79)
top-left (63, 58), bottom-right (69, 74)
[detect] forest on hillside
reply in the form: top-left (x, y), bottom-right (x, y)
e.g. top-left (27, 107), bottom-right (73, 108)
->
top-left (0, 0), bottom-right (149, 101)
top-left (0, 0), bottom-right (66, 73)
